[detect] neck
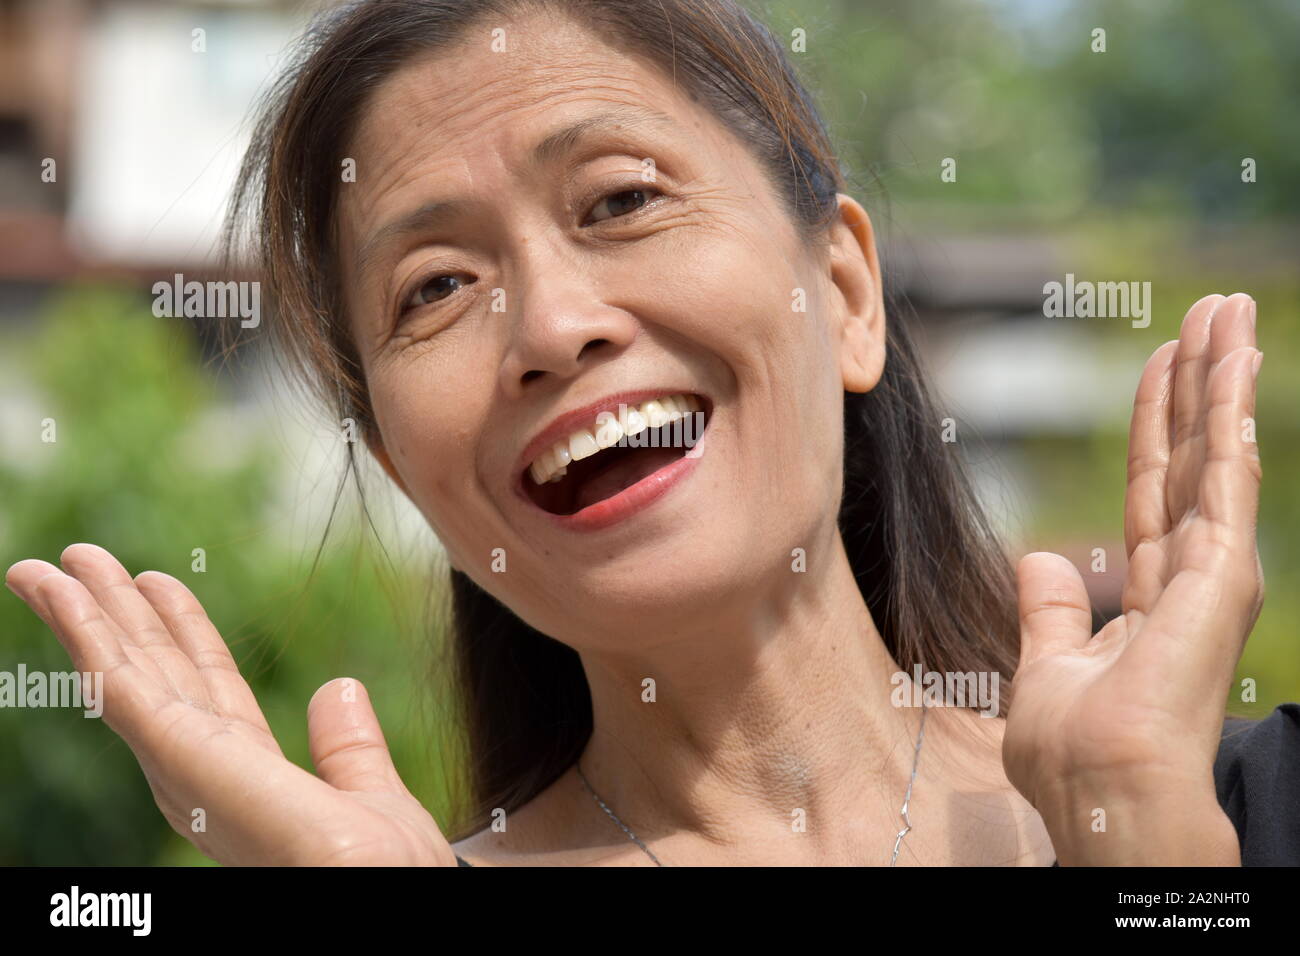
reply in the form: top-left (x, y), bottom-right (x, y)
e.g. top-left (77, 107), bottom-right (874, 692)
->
top-left (573, 532), bottom-right (961, 863)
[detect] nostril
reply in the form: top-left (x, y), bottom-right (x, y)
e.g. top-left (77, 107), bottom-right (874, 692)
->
top-left (520, 340), bottom-right (615, 387)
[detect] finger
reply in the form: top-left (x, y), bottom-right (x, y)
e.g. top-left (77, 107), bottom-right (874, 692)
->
top-left (1120, 540), bottom-right (1168, 618)
top-left (7, 558), bottom-right (66, 624)
top-left (308, 678), bottom-right (409, 795)
top-left (134, 571), bottom-right (278, 744)
top-left (1125, 347), bottom-right (1263, 704)
top-left (1170, 294), bottom-right (1255, 522)
top-left (1015, 552), bottom-right (1093, 670)
top-left (59, 543), bottom-right (211, 709)
top-left (32, 575), bottom-right (322, 862)
top-left (1124, 339), bottom-right (1179, 559)
top-left (9, 560), bottom-right (175, 688)
top-left (1199, 345), bottom-right (1263, 538)
top-left (28, 572), bottom-right (175, 741)
top-left (1207, 293), bottom-right (1257, 372)
top-left (1167, 294), bottom-right (1225, 519)
top-left (9, 563), bottom-right (134, 679)
top-left (11, 564), bottom-right (340, 865)
top-left (1197, 294), bottom-right (1258, 530)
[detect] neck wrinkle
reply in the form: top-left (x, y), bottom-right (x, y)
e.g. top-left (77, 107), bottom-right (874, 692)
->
top-left (574, 532), bottom-right (924, 855)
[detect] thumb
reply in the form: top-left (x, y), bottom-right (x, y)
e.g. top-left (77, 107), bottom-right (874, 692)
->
top-left (307, 677), bottom-right (407, 794)
top-left (1015, 552), bottom-right (1093, 671)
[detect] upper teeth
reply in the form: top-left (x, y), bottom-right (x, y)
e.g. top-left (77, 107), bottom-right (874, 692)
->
top-left (528, 393), bottom-right (704, 485)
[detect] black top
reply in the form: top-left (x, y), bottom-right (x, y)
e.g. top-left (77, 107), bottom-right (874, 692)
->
top-left (455, 703), bottom-right (1300, 868)
top-left (1212, 702), bottom-right (1300, 864)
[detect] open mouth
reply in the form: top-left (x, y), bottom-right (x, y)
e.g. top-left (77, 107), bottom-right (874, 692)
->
top-left (522, 393), bottom-right (712, 516)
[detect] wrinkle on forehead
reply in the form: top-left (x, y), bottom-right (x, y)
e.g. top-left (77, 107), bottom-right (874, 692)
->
top-left (347, 78), bottom-right (677, 213)
top-left (337, 13), bottom-right (704, 222)
top-left (346, 20), bottom-right (628, 159)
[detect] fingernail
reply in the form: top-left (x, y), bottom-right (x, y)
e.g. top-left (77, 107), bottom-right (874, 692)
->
top-left (1249, 298), bottom-right (1257, 328)
top-left (1252, 350), bottom-right (1263, 378)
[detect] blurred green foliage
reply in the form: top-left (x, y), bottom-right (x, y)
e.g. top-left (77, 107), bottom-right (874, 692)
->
top-left (765, 0), bottom-right (1300, 225)
top-left (0, 286), bottom-right (459, 865)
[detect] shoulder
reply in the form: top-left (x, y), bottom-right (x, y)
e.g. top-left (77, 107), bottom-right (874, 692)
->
top-left (1213, 703), bottom-right (1300, 866)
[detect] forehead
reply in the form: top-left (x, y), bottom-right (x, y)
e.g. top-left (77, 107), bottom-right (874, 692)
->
top-left (347, 13), bottom-right (700, 159)
top-left (337, 13), bottom-right (746, 246)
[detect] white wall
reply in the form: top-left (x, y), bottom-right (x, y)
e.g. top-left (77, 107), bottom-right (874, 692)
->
top-left (67, 1), bottom-right (301, 264)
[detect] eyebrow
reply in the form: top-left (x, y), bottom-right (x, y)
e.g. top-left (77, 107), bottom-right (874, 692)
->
top-left (354, 105), bottom-right (678, 278)
top-left (527, 104), bottom-right (677, 168)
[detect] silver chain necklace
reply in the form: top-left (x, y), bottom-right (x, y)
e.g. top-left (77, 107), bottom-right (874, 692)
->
top-left (576, 699), bottom-right (928, 866)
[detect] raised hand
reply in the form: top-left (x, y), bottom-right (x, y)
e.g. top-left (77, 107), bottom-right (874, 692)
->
top-left (5, 543), bottom-right (457, 866)
top-left (1003, 293), bottom-right (1262, 865)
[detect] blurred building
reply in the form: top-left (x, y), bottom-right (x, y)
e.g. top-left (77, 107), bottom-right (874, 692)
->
top-left (0, 0), bottom-right (302, 286)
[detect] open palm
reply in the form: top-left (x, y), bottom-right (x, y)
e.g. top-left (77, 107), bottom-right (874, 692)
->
top-left (5, 544), bottom-right (455, 866)
top-left (1003, 293), bottom-right (1263, 825)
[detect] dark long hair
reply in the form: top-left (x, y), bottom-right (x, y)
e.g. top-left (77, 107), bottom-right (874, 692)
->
top-left (224, 0), bottom-right (1021, 841)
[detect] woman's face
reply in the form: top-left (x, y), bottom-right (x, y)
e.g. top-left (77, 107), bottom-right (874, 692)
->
top-left (337, 11), bottom-right (885, 643)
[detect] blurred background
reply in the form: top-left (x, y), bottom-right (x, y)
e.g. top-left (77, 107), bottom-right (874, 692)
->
top-left (1, 0), bottom-right (1296, 864)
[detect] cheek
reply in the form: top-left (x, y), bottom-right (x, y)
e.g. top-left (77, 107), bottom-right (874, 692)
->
top-left (649, 225), bottom-right (843, 524)
top-left (722, 258), bottom-right (843, 503)
top-left (670, 222), bottom-right (837, 420)
top-left (664, 215), bottom-right (830, 369)
top-left (366, 360), bottom-right (489, 529)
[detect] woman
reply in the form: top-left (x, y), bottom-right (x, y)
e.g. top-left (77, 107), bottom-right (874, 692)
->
top-left (6, 0), bottom-right (1294, 866)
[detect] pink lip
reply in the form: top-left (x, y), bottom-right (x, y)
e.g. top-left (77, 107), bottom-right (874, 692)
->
top-left (513, 388), bottom-right (709, 482)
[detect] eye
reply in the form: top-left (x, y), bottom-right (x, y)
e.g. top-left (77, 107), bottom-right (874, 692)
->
top-left (585, 187), bottom-right (661, 225)
top-left (403, 272), bottom-right (473, 312)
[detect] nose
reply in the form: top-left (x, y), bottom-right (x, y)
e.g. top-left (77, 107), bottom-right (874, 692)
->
top-left (497, 246), bottom-right (640, 396)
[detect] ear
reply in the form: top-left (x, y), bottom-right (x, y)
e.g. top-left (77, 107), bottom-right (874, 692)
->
top-left (826, 194), bottom-right (886, 393)
top-left (364, 428), bottom-right (410, 498)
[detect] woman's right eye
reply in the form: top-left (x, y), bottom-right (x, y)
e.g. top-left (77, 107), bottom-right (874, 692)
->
top-left (403, 273), bottom-right (472, 312)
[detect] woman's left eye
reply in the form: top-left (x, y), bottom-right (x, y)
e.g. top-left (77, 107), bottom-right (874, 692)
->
top-left (403, 273), bottom-right (473, 313)
top-left (585, 188), bottom-right (661, 225)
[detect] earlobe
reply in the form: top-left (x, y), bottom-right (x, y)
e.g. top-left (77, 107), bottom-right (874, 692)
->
top-left (840, 315), bottom-right (879, 394)
top-left (828, 194), bottom-right (886, 394)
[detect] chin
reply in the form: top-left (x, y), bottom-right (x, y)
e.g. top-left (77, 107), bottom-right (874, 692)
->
top-left (521, 529), bottom-right (770, 641)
